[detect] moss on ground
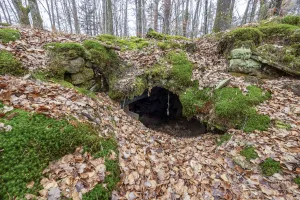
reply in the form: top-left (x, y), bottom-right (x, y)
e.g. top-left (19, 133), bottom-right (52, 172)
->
top-left (216, 133), bottom-right (232, 146)
top-left (0, 23), bottom-right (10, 26)
top-left (258, 24), bottom-right (300, 42)
top-left (45, 42), bottom-right (86, 59)
top-left (214, 86), bottom-right (271, 132)
top-left (0, 105), bottom-right (119, 199)
top-left (0, 28), bottom-right (20, 44)
top-left (260, 158), bottom-right (281, 176)
top-left (0, 50), bottom-right (25, 75)
top-left (240, 146), bottom-right (258, 161)
top-left (218, 28), bottom-right (263, 55)
top-left (146, 29), bottom-right (190, 41)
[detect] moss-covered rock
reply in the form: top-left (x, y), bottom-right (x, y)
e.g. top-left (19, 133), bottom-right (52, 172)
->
top-left (229, 50), bottom-right (261, 74)
top-left (0, 50), bottom-right (25, 75)
top-left (281, 15), bottom-right (300, 27)
top-left (0, 28), bottom-right (20, 44)
top-left (218, 28), bottom-right (263, 55)
top-left (70, 67), bottom-right (94, 85)
top-left (45, 42), bottom-right (87, 59)
top-left (258, 24), bottom-right (300, 42)
top-left (252, 44), bottom-right (300, 76)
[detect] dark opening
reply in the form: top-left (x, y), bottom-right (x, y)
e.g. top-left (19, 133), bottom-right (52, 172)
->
top-left (127, 87), bottom-right (208, 137)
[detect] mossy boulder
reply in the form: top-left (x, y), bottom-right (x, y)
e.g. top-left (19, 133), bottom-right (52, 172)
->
top-left (0, 50), bottom-right (25, 75)
top-left (218, 28), bottom-right (263, 55)
top-left (0, 28), bottom-right (20, 44)
top-left (70, 67), bottom-right (94, 85)
top-left (45, 42), bottom-right (87, 59)
top-left (252, 44), bottom-right (300, 76)
top-left (258, 24), bottom-right (300, 43)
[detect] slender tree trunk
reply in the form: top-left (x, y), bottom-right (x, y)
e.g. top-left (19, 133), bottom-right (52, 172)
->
top-left (54, 0), bottom-right (61, 31)
top-left (28, 0), bottom-right (43, 29)
top-left (0, 2), bottom-right (9, 23)
top-left (154, 0), bottom-right (159, 31)
top-left (182, 0), bottom-right (189, 36)
top-left (191, 0), bottom-right (200, 38)
top-left (250, 0), bottom-right (258, 22)
top-left (107, 0), bottom-right (113, 34)
top-left (163, 0), bottom-right (171, 34)
top-left (50, 0), bottom-right (56, 31)
top-left (136, 0), bottom-right (142, 36)
top-left (7, 0), bottom-right (19, 22)
top-left (259, 0), bottom-right (268, 20)
top-left (204, 0), bottom-right (209, 35)
top-left (241, 0), bottom-right (251, 25)
top-left (124, 0), bottom-right (128, 36)
top-left (3, 1), bottom-right (12, 24)
top-left (45, 0), bottom-right (54, 30)
top-left (71, 0), bottom-right (80, 34)
top-left (12, 0), bottom-right (30, 26)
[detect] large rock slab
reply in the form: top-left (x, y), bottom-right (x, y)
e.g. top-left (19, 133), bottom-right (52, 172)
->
top-left (65, 57), bottom-right (85, 74)
top-left (229, 59), bottom-right (261, 74)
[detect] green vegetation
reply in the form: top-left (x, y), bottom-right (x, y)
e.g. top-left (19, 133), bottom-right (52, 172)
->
top-left (218, 28), bottom-right (263, 54)
top-left (146, 29), bottom-right (189, 41)
top-left (258, 24), bottom-right (300, 42)
top-left (281, 15), bottom-right (300, 27)
top-left (240, 146), bottom-right (258, 161)
top-left (214, 86), bottom-right (271, 132)
top-left (180, 87), bottom-right (211, 118)
top-left (260, 158), bottom-right (281, 176)
top-left (0, 28), bottom-right (20, 43)
top-left (294, 177), bottom-right (300, 187)
top-left (166, 51), bottom-right (194, 90)
top-left (0, 105), bottom-right (119, 199)
top-left (216, 133), bottom-right (232, 146)
top-left (0, 50), bottom-right (25, 75)
top-left (275, 120), bottom-right (291, 130)
top-left (83, 139), bottom-right (120, 200)
top-left (0, 23), bottom-right (10, 26)
top-left (45, 42), bottom-right (86, 59)
top-left (98, 34), bottom-right (150, 50)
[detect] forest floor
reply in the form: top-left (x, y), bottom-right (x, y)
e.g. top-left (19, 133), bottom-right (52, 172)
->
top-left (1, 26), bottom-right (300, 199)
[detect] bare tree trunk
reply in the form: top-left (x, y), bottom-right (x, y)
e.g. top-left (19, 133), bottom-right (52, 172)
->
top-left (12, 0), bottom-right (30, 26)
top-left (54, 0), bottom-right (61, 31)
top-left (241, 0), bottom-right (251, 25)
top-left (213, 0), bottom-right (233, 32)
top-left (250, 0), bottom-right (258, 22)
top-left (163, 0), bottom-right (171, 34)
top-left (124, 0), bottom-right (128, 36)
top-left (154, 0), bottom-right (159, 31)
top-left (204, 0), bottom-right (209, 35)
top-left (107, 0), bottom-right (114, 34)
top-left (28, 0), bottom-right (43, 29)
top-left (136, 0), bottom-right (142, 36)
top-left (71, 0), bottom-right (80, 34)
top-left (50, 0), bottom-right (56, 31)
top-left (191, 0), bottom-right (201, 38)
top-left (0, 2), bottom-right (9, 23)
top-left (7, 0), bottom-right (19, 22)
top-left (3, 1), bottom-right (13, 24)
top-left (182, 0), bottom-right (189, 36)
top-left (259, 0), bottom-right (268, 20)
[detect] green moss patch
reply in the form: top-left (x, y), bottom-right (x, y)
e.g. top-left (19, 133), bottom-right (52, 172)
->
top-left (258, 24), bottom-right (300, 42)
top-left (179, 87), bottom-right (211, 119)
top-left (216, 133), bottom-right (232, 146)
top-left (218, 28), bottom-right (263, 55)
top-left (146, 29), bottom-right (189, 41)
top-left (0, 28), bottom-right (20, 44)
top-left (45, 42), bottom-right (86, 59)
top-left (0, 50), bottom-right (25, 75)
top-left (0, 23), bottom-right (10, 26)
top-left (240, 146), bottom-right (258, 161)
top-left (294, 177), bottom-right (300, 187)
top-left (214, 86), bottom-right (271, 132)
top-left (281, 16), bottom-right (300, 27)
top-left (0, 106), bottom-right (119, 199)
top-left (83, 139), bottom-right (120, 200)
top-left (260, 158), bottom-right (281, 176)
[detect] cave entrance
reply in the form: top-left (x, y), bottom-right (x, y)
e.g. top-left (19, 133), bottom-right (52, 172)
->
top-left (125, 87), bottom-right (207, 137)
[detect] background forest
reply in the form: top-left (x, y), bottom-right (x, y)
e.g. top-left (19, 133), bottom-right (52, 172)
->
top-left (1, 0), bottom-right (300, 38)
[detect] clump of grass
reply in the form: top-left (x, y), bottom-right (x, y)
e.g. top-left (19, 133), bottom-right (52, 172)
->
top-left (294, 177), bottom-right (300, 187)
top-left (0, 50), bottom-right (25, 76)
top-left (240, 146), bottom-right (258, 161)
top-left (0, 106), bottom-right (119, 199)
top-left (216, 133), bottom-right (232, 146)
top-left (0, 28), bottom-right (20, 43)
top-left (260, 158), bottom-right (281, 176)
top-left (281, 15), bottom-right (300, 26)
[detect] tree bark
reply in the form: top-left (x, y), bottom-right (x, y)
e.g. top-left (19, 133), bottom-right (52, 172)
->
top-left (163, 0), bottom-right (171, 34)
top-left (183, 0), bottom-right (189, 37)
top-left (204, 0), bottom-right (209, 35)
top-left (136, 0), bottom-right (142, 36)
top-left (50, 0), bottom-right (56, 31)
top-left (250, 0), bottom-right (258, 22)
top-left (124, 0), bottom-right (128, 36)
top-left (274, 0), bottom-right (283, 15)
top-left (28, 0), bottom-right (43, 29)
top-left (154, 0), bottom-right (159, 31)
top-left (107, 0), bottom-right (114, 34)
top-left (213, 0), bottom-right (233, 32)
top-left (71, 0), bottom-right (80, 34)
top-left (12, 0), bottom-right (30, 26)
top-left (259, 0), bottom-right (268, 20)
